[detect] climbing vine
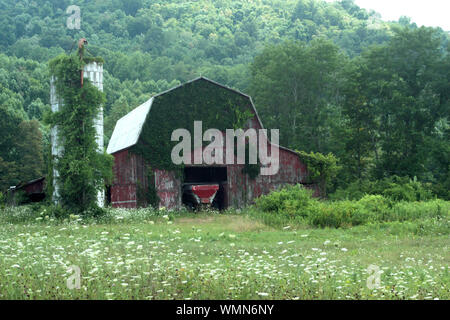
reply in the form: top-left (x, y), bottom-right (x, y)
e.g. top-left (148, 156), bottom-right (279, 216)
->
top-left (297, 150), bottom-right (341, 193)
top-left (137, 167), bottom-right (160, 208)
top-left (240, 142), bottom-right (261, 180)
top-left (47, 53), bottom-right (113, 213)
top-left (130, 79), bottom-right (259, 182)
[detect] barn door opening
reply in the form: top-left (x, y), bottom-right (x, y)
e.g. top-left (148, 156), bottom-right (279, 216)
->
top-left (182, 166), bottom-right (227, 210)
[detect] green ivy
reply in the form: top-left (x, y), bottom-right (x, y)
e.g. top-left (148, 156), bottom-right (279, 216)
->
top-left (130, 79), bottom-right (258, 185)
top-left (137, 168), bottom-right (160, 208)
top-left (297, 150), bottom-right (341, 194)
top-left (240, 142), bottom-right (261, 180)
top-left (47, 53), bottom-right (113, 214)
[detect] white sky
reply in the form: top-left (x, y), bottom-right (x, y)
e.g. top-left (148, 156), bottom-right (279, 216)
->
top-left (324, 0), bottom-right (450, 31)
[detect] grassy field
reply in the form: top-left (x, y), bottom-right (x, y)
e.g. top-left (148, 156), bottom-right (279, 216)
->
top-left (0, 207), bottom-right (448, 300)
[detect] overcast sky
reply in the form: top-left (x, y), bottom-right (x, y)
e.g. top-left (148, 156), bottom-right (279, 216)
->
top-left (324, 0), bottom-right (450, 31)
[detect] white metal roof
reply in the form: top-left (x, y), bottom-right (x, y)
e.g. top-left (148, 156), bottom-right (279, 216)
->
top-left (106, 97), bottom-right (153, 154)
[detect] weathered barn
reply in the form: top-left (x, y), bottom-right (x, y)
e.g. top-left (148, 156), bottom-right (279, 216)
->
top-left (8, 177), bottom-right (46, 204)
top-left (107, 77), bottom-right (319, 209)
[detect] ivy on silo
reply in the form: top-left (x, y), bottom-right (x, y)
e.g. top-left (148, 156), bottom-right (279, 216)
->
top-left (47, 53), bottom-right (113, 214)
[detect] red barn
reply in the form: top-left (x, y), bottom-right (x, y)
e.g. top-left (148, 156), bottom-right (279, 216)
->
top-left (8, 177), bottom-right (46, 204)
top-left (106, 77), bottom-right (319, 209)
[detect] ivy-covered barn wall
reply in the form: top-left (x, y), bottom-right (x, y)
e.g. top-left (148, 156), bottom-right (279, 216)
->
top-left (130, 78), bottom-right (258, 207)
top-left (131, 79), bottom-right (255, 173)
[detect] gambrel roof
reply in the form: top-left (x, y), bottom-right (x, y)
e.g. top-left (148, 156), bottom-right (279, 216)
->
top-left (106, 77), bottom-right (296, 156)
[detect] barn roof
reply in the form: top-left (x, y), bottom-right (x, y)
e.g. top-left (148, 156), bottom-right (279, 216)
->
top-left (107, 77), bottom-right (298, 156)
top-left (14, 176), bottom-right (45, 190)
top-left (106, 97), bottom-right (153, 154)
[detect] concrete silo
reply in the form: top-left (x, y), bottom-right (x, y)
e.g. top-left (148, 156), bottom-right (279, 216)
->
top-left (50, 61), bottom-right (105, 207)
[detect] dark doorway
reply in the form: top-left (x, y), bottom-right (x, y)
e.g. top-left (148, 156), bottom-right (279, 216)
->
top-left (182, 166), bottom-right (227, 210)
top-left (184, 166), bottom-right (227, 183)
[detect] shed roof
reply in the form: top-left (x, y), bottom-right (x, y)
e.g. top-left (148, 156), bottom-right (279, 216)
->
top-left (14, 177), bottom-right (45, 190)
top-left (107, 77), bottom-right (299, 156)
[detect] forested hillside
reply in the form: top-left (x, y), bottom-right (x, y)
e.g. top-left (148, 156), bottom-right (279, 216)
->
top-left (0, 0), bottom-right (449, 199)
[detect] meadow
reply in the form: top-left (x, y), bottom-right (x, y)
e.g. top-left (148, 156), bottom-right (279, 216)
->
top-left (0, 204), bottom-right (448, 300)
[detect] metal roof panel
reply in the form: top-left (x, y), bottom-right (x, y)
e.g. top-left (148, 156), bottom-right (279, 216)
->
top-left (106, 97), bottom-right (153, 154)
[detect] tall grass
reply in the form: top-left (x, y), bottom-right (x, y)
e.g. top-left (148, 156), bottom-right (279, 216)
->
top-left (1, 185), bottom-right (448, 231)
top-left (253, 184), bottom-right (449, 229)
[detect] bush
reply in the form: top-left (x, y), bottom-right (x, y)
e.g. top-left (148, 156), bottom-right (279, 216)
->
top-left (297, 151), bottom-right (341, 194)
top-left (254, 184), bottom-right (448, 229)
top-left (357, 194), bottom-right (391, 219)
top-left (255, 184), bottom-right (316, 216)
top-left (330, 176), bottom-right (435, 201)
top-left (308, 201), bottom-right (354, 228)
top-left (383, 179), bottom-right (434, 201)
top-left (307, 197), bottom-right (386, 228)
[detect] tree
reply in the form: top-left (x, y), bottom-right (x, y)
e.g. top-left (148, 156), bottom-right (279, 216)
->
top-left (104, 96), bottom-right (131, 145)
top-left (342, 27), bottom-right (449, 181)
top-left (120, 0), bottom-right (143, 16)
top-left (15, 120), bottom-right (45, 183)
top-left (27, 98), bottom-right (47, 120)
top-left (249, 39), bottom-right (344, 153)
top-left (0, 104), bottom-right (23, 190)
top-left (339, 58), bottom-right (378, 182)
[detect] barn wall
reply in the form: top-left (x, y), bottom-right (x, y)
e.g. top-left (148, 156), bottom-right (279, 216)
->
top-left (226, 147), bottom-right (312, 208)
top-left (22, 179), bottom-right (45, 195)
top-left (111, 145), bottom-right (319, 210)
top-left (111, 149), bottom-right (138, 208)
top-left (220, 113), bottom-right (317, 207)
top-left (155, 169), bottom-right (181, 209)
top-left (247, 148), bottom-right (303, 201)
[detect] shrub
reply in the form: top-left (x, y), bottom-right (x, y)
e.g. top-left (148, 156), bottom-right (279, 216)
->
top-left (328, 181), bottom-right (367, 200)
top-left (297, 151), bottom-right (341, 194)
top-left (357, 195), bottom-right (391, 219)
top-left (383, 179), bottom-right (434, 202)
top-left (307, 201), bottom-right (355, 228)
top-left (255, 184), bottom-right (316, 216)
top-left (330, 176), bottom-right (435, 201)
top-left (307, 198), bottom-right (382, 228)
top-left (254, 184), bottom-right (448, 229)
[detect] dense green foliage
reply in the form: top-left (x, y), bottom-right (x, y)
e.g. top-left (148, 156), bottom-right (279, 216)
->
top-left (0, 0), bottom-right (448, 201)
top-left (297, 151), bottom-right (340, 193)
top-left (47, 53), bottom-right (113, 213)
top-left (254, 184), bottom-right (449, 228)
top-left (250, 28), bottom-right (449, 198)
top-left (0, 112), bottom-right (45, 190)
top-left (338, 27), bottom-right (450, 188)
top-left (250, 39), bottom-right (345, 152)
top-left (131, 79), bottom-right (255, 180)
top-left (330, 176), bottom-right (435, 201)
